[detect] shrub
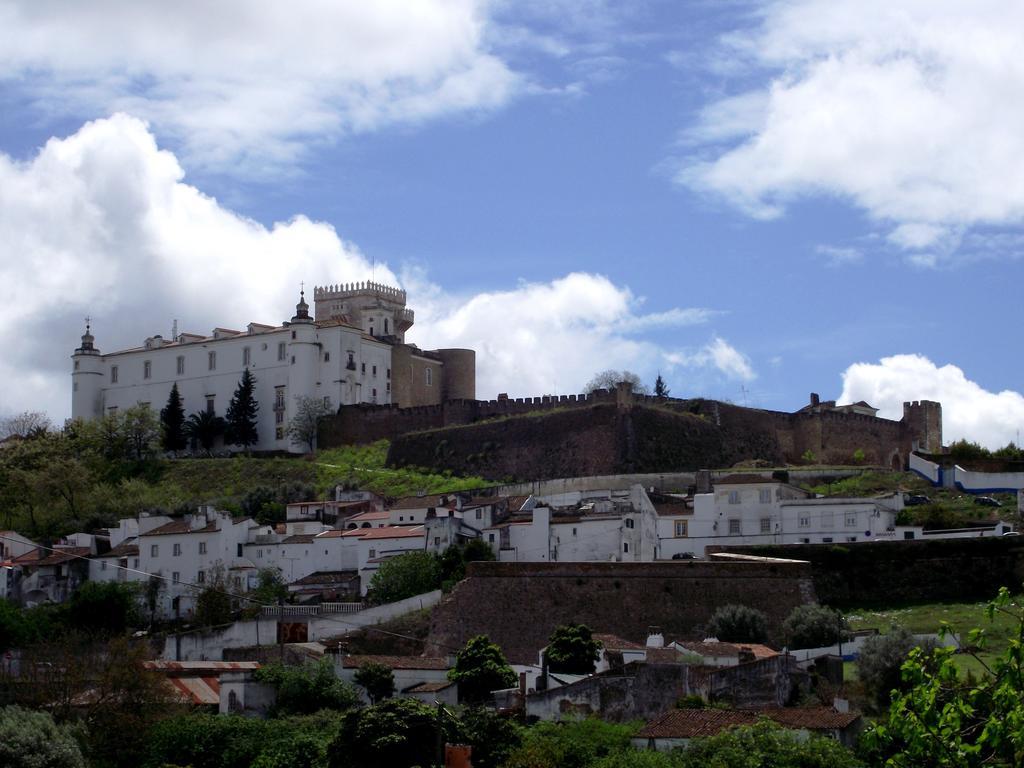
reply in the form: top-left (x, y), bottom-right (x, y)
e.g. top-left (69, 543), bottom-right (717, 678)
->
top-left (0, 705), bottom-right (86, 768)
top-left (857, 624), bottom-right (937, 711)
top-left (782, 604), bottom-right (849, 649)
top-left (255, 659), bottom-right (358, 716)
top-left (706, 604), bottom-right (769, 643)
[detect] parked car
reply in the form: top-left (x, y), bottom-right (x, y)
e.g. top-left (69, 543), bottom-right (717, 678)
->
top-left (904, 494), bottom-right (931, 506)
top-left (672, 552), bottom-right (696, 560)
top-left (974, 496), bottom-right (1003, 507)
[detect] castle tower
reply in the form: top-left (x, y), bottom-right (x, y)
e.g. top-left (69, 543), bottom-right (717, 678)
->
top-left (71, 319), bottom-right (103, 420)
top-left (285, 289), bottom-right (319, 422)
top-left (312, 281), bottom-right (413, 342)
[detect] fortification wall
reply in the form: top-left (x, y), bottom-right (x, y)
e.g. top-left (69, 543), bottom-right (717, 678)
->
top-left (716, 537), bottom-right (1024, 606)
top-left (426, 561), bottom-right (815, 664)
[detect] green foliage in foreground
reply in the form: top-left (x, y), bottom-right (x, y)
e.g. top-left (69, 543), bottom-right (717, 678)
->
top-left (449, 634), bottom-right (518, 704)
top-left (254, 659), bottom-right (359, 717)
top-left (0, 705), bottom-right (86, 768)
top-left (316, 440), bottom-right (490, 498)
top-left (706, 604), bottom-right (769, 644)
top-left (671, 720), bottom-right (864, 768)
top-left (504, 718), bottom-right (638, 768)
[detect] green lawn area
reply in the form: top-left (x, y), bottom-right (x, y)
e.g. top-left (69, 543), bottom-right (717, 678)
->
top-left (846, 597), bottom-right (1023, 677)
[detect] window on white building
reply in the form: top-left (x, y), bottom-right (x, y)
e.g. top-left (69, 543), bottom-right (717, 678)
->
top-left (323, 396), bottom-right (331, 409)
top-left (845, 514), bottom-right (858, 527)
top-left (822, 511), bottom-right (834, 528)
top-left (369, 549), bottom-right (376, 559)
top-left (143, 360), bottom-right (151, 379)
top-left (173, 543), bottom-right (181, 556)
top-left (111, 366), bottom-right (118, 383)
top-left (243, 346), bottom-right (251, 366)
top-left (475, 509), bottom-right (483, 520)
top-left (674, 520), bottom-right (688, 537)
top-left (822, 537), bottom-right (833, 543)
top-left (624, 518), bottom-right (635, 529)
top-left (236, 544), bottom-right (243, 557)
top-left (489, 533), bottom-right (495, 542)
top-left (278, 342), bottom-right (287, 361)
top-left (177, 356), bottom-right (185, 375)
top-left (425, 367), bottom-right (433, 386)
top-left (198, 542), bottom-right (206, 555)
top-left (206, 397), bottom-right (215, 415)
top-left (324, 352), bottom-right (329, 362)
top-left (372, 365), bottom-right (377, 377)
top-left (101, 560), bottom-right (107, 571)
top-left (759, 489), bottom-right (771, 503)
top-left (799, 515), bottom-right (810, 528)
top-left (386, 382), bottom-right (391, 393)
top-left (197, 571), bottom-right (205, 583)
top-left (387, 368), bottom-right (391, 379)
top-left (846, 536), bottom-right (857, 542)
top-left (208, 351), bottom-right (216, 371)
top-left (361, 362), bottom-right (366, 374)
top-left (133, 558), bottom-right (138, 568)
top-left (276, 427), bottom-right (284, 440)
top-left (623, 542), bottom-right (629, 553)
top-left (760, 517), bottom-right (771, 534)
top-left (172, 572), bottom-right (180, 583)
top-left (728, 518), bottom-right (741, 535)
top-left (150, 544), bottom-right (158, 557)
top-left (728, 490), bottom-right (740, 504)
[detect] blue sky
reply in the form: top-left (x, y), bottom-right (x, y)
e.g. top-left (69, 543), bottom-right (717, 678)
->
top-left (2, 0), bottom-right (1024, 447)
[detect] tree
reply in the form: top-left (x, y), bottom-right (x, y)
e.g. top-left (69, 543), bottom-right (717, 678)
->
top-left (286, 395), bottom-right (332, 453)
top-left (367, 551), bottom-right (441, 604)
top-left (0, 411), bottom-right (52, 440)
top-left (0, 706), bottom-right (86, 768)
top-left (782, 604), bottom-right (849, 649)
top-left (504, 718), bottom-right (635, 768)
top-left (185, 410), bottom-right (225, 454)
top-left (225, 369), bottom-right (259, 452)
top-left (65, 581), bottom-right (140, 635)
top-left (455, 706), bottom-right (523, 768)
top-left (857, 624), bottom-right (937, 712)
top-left (122, 403), bottom-right (161, 461)
top-left (327, 697), bottom-right (450, 768)
top-left (194, 567), bottom-right (233, 627)
top-left (160, 383), bottom-right (187, 453)
top-left (585, 369), bottom-right (650, 395)
top-left (353, 661), bottom-right (395, 703)
top-left (546, 622), bottom-right (602, 674)
top-left (861, 587), bottom-right (1024, 766)
top-left (654, 373), bottom-right (670, 398)
top-left (449, 634), bottom-right (518, 703)
top-left (254, 658), bottom-right (359, 716)
top-left (674, 720), bottom-right (862, 768)
top-left (706, 604), bottom-right (769, 644)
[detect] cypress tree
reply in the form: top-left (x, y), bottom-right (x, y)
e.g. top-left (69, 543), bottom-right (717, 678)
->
top-left (225, 369), bottom-right (259, 452)
top-left (654, 373), bottom-right (670, 398)
top-left (159, 383), bottom-right (187, 453)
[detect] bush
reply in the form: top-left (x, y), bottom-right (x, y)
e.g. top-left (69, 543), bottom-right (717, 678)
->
top-left (254, 659), bottom-right (358, 716)
top-left (546, 623), bottom-right (602, 674)
top-left (327, 698), bottom-right (445, 768)
top-left (675, 720), bottom-right (862, 767)
top-left (857, 624), bottom-right (937, 712)
top-left (782, 604), bottom-right (849, 649)
top-left (0, 705), bottom-right (86, 768)
top-left (504, 719), bottom-right (637, 768)
top-left (706, 604), bottom-right (769, 644)
top-left (449, 635), bottom-right (518, 704)
top-left (367, 551), bottom-right (441, 604)
top-left (66, 580), bottom-right (140, 635)
top-left (353, 661), bottom-right (394, 703)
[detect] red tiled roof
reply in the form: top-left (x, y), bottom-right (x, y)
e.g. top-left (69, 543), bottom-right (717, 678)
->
top-left (346, 511), bottom-right (390, 522)
top-left (97, 539), bottom-right (139, 558)
top-left (403, 680), bottom-right (456, 693)
top-left (143, 520), bottom-right (217, 536)
top-left (341, 655), bottom-right (449, 670)
top-left (654, 501), bottom-right (691, 517)
top-left (389, 494), bottom-right (452, 511)
top-left (282, 534), bottom-right (317, 544)
top-left (593, 633), bottom-right (646, 651)
top-left (144, 660), bottom-right (260, 672)
top-left (637, 707), bottom-right (861, 739)
top-left (644, 648), bottom-right (682, 664)
top-left (676, 641), bottom-right (778, 660)
top-left (342, 526), bottom-right (425, 540)
top-left (36, 547), bottom-right (91, 566)
top-left (759, 707), bottom-right (862, 730)
top-left (291, 570), bottom-right (358, 586)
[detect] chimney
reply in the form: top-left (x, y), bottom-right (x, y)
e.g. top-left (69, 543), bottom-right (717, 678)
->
top-left (810, 393), bottom-right (820, 407)
top-left (833, 697), bottom-right (850, 713)
top-left (695, 470), bottom-right (712, 494)
top-left (646, 628), bottom-right (664, 648)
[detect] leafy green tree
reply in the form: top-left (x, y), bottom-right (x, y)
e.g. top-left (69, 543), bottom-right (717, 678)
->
top-left (160, 383), bottom-right (187, 453)
top-left (449, 634), bottom-right (517, 704)
top-left (66, 580), bottom-right (140, 635)
top-left (856, 624), bottom-right (937, 712)
top-left (852, 448), bottom-right (866, 464)
top-left (185, 409), bottom-right (225, 454)
top-left (946, 439), bottom-right (991, 461)
top-left (254, 658), bottom-right (358, 716)
top-left (546, 622), bottom-right (602, 674)
top-left (454, 706), bottom-right (522, 768)
top-left (585, 369), bottom-right (650, 395)
top-left (353, 661), bottom-right (395, 703)
top-left (367, 551), bottom-right (441, 604)
top-left (782, 604), bottom-right (849, 649)
top-left (801, 449), bottom-right (817, 465)
top-left (286, 395), bottom-right (332, 453)
top-left (327, 697), bottom-right (448, 768)
top-left (0, 411), bottom-right (52, 440)
top-left (862, 587), bottom-right (1024, 766)
top-left (674, 720), bottom-right (863, 768)
top-left (504, 718), bottom-right (636, 768)
top-left (654, 373), bottom-right (670, 398)
top-left (194, 574), bottom-right (233, 628)
top-left (122, 403), bottom-right (161, 461)
top-left (0, 705), bottom-right (86, 768)
top-left (706, 604), bottom-right (769, 644)
top-left (225, 369), bottom-right (259, 452)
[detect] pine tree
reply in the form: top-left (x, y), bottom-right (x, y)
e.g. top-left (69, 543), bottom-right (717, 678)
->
top-left (654, 373), bottom-right (670, 398)
top-left (224, 369), bottom-right (259, 452)
top-left (159, 383), bottom-right (187, 453)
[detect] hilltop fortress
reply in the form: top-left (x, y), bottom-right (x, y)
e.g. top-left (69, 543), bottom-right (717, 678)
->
top-left (320, 385), bottom-right (942, 481)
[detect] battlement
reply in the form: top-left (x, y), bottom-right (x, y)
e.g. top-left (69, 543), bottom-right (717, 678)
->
top-left (314, 281), bottom-right (407, 304)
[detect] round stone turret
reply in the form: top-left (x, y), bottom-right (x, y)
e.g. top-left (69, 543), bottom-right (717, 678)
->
top-left (72, 319), bottom-right (104, 420)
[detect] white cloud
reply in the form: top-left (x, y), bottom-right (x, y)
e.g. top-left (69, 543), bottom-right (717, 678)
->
top-left (0, 0), bottom-right (520, 174)
top-left (0, 116), bottom-right (739, 419)
top-left (664, 337), bottom-right (756, 382)
top-left (681, 1), bottom-right (1024, 259)
top-left (815, 244), bottom-right (863, 267)
top-left (839, 354), bottom-right (1024, 449)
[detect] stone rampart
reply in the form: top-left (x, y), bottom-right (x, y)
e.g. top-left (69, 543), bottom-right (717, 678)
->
top-left (426, 561), bottom-right (815, 664)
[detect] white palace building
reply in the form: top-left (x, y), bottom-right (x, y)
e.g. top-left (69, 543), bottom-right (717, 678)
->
top-left (71, 282), bottom-right (475, 452)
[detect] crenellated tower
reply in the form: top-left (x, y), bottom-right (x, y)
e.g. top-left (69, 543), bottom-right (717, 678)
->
top-left (312, 281), bottom-right (414, 342)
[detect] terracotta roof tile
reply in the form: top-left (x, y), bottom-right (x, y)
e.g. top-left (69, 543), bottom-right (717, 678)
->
top-left (291, 570), bottom-right (359, 586)
top-left (593, 633), bottom-right (646, 651)
top-left (35, 547), bottom-right (91, 566)
top-left (637, 707), bottom-right (861, 740)
top-left (98, 539), bottom-right (139, 558)
top-left (342, 526), bottom-right (425, 540)
top-left (341, 655), bottom-right (450, 670)
top-left (403, 680), bottom-right (455, 693)
top-left (389, 494), bottom-right (452, 511)
top-left (143, 520), bottom-right (218, 536)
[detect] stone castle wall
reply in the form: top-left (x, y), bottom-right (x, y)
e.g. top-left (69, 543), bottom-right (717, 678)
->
top-left (426, 560), bottom-right (816, 664)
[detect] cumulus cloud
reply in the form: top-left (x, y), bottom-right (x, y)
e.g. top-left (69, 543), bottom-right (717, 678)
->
top-left (0, 116), bottom-right (744, 419)
top-left (681, 1), bottom-right (1024, 259)
top-left (839, 354), bottom-right (1024, 449)
top-left (664, 337), bottom-right (756, 383)
top-left (0, 1), bottom-right (520, 173)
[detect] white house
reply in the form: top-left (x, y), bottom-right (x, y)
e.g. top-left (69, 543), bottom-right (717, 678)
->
top-left (341, 525), bottom-right (427, 594)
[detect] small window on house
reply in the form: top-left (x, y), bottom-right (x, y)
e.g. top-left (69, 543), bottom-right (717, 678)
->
top-left (822, 537), bottom-right (833, 543)
top-left (760, 517), bottom-right (771, 534)
top-left (372, 388), bottom-right (377, 398)
top-left (108, 405), bottom-right (118, 415)
top-left (387, 368), bottom-right (391, 379)
top-left (347, 353), bottom-right (355, 370)
top-left (572, 527), bottom-right (578, 536)
top-left (759, 489), bottom-right (771, 503)
top-left (845, 514), bottom-right (858, 527)
top-left (243, 346), bottom-right (251, 366)
top-left (728, 490), bottom-right (740, 504)
top-left (133, 558), bottom-right (139, 568)
top-left (111, 366), bottom-right (118, 383)
top-left (173, 543), bottom-right (181, 556)
top-left (846, 536), bottom-right (857, 542)
top-left (799, 515), bottom-right (810, 528)
top-left (276, 427), bottom-right (284, 440)
top-left (197, 571), bottom-right (205, 583)
top-left (101, 560), bottom-right (107, 571)
top-left (172, 572), bottom-right (180, 583)
top-left (291, 355), bottom-right (295, 364)
top-left (425, 367), bottom-right (433, 386)
top-left (361, 362), bottom-right (366, 374)
top-left (291, 330), bottom-right (296, 339)
top-left (675, 520), bottom-right (688, 537)
top-left (233, 577), bottom-right (241, 589)
top-left (323, 396), bottom-right (331, 409)
top-left (275, 411), bottom-right (284, 424)
top-left (74, 360), bottom-right (79, 370)
top-left (372, 365), bottom-right (377, 377)
top-left (236, 544), bottom-right (243, 557)
top-left (177, 356), bottom-right (185, 375)
top-left (369, 548), bottom-right (376, 558)
top-left (728, 518), bottom-right (741, 535)
top-left (624, 518), bottom-right (635, 529)
top-left (623, 542), bottom-right (629, 553)
top-left (206, 397), bottom-right (215, 415)
top-left (475, 509), bottom-right (483, 520)
top-left (208, 351), bottom-right (216, 370)
top-left (278, 342), bottom-right (287, 361)
top-left (198, 542), bottom-right (206, 555)
top-left (151, 544), bottom-right (159, 557)
top-left (143, 360), bottom-right (151, 379)
top-left (488, 533), bottom-right (495, 542)
top-left (386, 382), bottom-right (391, 393)
top-left (323, 351), bottom-right (330, 362)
